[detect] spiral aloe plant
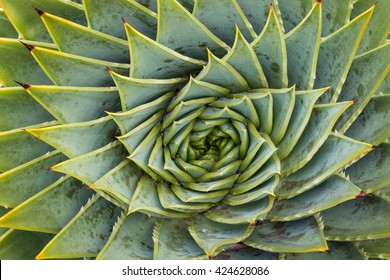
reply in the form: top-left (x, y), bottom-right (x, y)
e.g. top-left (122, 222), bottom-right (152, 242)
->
top-left (0, 0), bottom-right (389, 260)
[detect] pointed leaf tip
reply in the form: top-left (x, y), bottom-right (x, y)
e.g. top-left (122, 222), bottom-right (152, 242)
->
top-left (121, 18), bottom-right (126, 24)
top-left (33, 6), bottom-right (45, 16)
top-left (356, 191), bottom-right (369, 198)
top-left (316, 0), bottom-right (321, 3)
top-left (20, 41), bottom-right (35, 52)
top-left (352, 100), bottom-right (358, 104)
top-left (371, 145), bottom-right (378, 149)
top-left (47, 167), bottom-right (53, 171)
top-left (14, 80), bottom-right (31, 89)
top-left (106, 66), bottom-right (112, 72)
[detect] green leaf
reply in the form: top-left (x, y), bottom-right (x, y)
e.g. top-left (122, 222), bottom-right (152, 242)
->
top-left (110, 70), bottom-right (186, 111)
top-left (0, 229), bottom-right (53, 260)
top-left (335, 43), bottom-right (390, 133)
top-left (0, 125), bottom-right (54, 172)
top-left (269, 175), bottom-right (361, 221)
top-left (40, 11), bottom-right (129, 63)
top-left (205, 196), bottom-right (275, 225)
top-left (171, 185), bottom-right (228, 204)
top-left (153, 219), bottom-right (205, 260)
top-left (0, 39), bottom-right (51, 87)
top-left (251, 5), bottom-right (288, 88)
top-left (188, 215), bottom-right (254, 257)
top-left (315, 7), bottom-right (373, 102)
top-left (356, 0), bottom-right (390, 54)
top-left (109, 92), bottom-right (174, 134)
top-left (36, 195), bottom-right (121, 259)
top-left (283, 241), bottom-right (366, 260)
top-left (90, 160), bottom-right (143, 206)
top-left (83, 0), bottom-right (157, 40)
top-left (157, 182), bottom-right (213, 213)
top-left (183, 174), bottom-right (239, 192)
top-left (97, 212), bottom-right (155, 260)
top-left (277, 0), bottom-right (313, 33)
top-left (0, 151), bottom-right (66, 208)
top-left (128, 175), bottom-right (195, 218)
top-left (135, 0), bottom-right (157, 12)
top-left (52, 141), bottom-right (127, 185)
top-left (276, 88), bottom-right (326, 160)
top-left (0, 0), bottom-right (86, 42)
top-left (27, 117), bottom-right (118, 158)
top-left (0, 176), bottom-right (93, 234)
top-left (30, 46), bottom-right (130, 86)
top-left (25, 85), bottom-right (121, 124)
top-left (235, 0), bottom-right (274, 34)
top-left (223, 29), bottom-right (268, 88)
top-left (276, 133), bottom-right (372, 199)
top-left (321, 0), bottom-right (353, 36)
top-left (322, 196), bottom-right (390, 241)
top-left (214, 246), bottom-right (278, 260)
top-left (281, 102), bottom-right (353, 176)
top-left (244, 216), bottom-right (328, 253)
top-left (156, 0), bottom-right (229, 60)
top-left (346, 143), bottom-right (390, 193)
top-left (0, 9), bottom-right (18, 37)
top-left (196, 51), bottom-right (248, 93)
top-left (285, 2), bottom-right (321, 89)
top-left (345, 94), bottom-right (390, 146)
top-left (125, 21), bottom-right (205, 79)
top-left (244, 91), bottom-right (273, 134)
top-left (357, 237), bottom-right (390, 259)
top-left (192, 0), bottom-right (256, 46)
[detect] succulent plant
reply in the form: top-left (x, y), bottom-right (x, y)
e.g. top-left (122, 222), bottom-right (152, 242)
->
top-left (0, 0), bottom-right (389, 260)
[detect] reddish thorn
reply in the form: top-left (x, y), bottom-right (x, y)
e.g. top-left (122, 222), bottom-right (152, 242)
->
top-left (47, 167), bottom-right (53, 171)
top-left (356, 191), bottom-right (368, 198)
top-left (325, 250), bottom-right (330, 253)
top-left (352, 100), bottom-right (358, 104)
top-left (316, 0), bottom-right (322, 3)
top-left (20, 41), bottom-right (35, 52)
top-left (33, 6), bottom-right (45, 16)
top-left (207, 255), bottom-right (212, 260)
top-left (121, 17), bottom-right (126, 24)
top-left (371, 145), bottom-right (378, 149)
top-left (374, 1), bottom-right (377, 6)
top-left (14, 80), bottom-right (31, 89)
top-left (270, 3), bottom-right (273, 8)
top-left (33, 257), bottom-right (37, 260)
top-left (106, 66), bottom-right (112, 73)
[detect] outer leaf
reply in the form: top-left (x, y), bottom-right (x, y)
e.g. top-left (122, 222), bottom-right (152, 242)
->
top-left (0, 39), bottom-right (51, 87)
top-left (156, 0), bottom-right (229, 60)
top-left (276, 133), bottom-right (373, 199)
top-left (25, 85), bottom-right (120, 124)
top-left (51, 141), bottom-right (127, 185)
top-left (214, 246), bottom-right (278, 260)
top-left (83, 0), bottom-right (157, 39)
top-left (321, 0), bottom-right (353, 36)
top-left (251, 6), bottom-right (288, 88)
top-left (0, 10), bottom-right (17, 37)
top-left (277, 0), bottom-right (313, 33)
top-left (27, 117), bottom-right (119, 158)
top-left (36, 195), bottom-right (121, 259)
top-left (0, 229), bottom-right (53, 260)
top-left (244, 216), bottom-right (328, 253)
top-left (30, 46), bottom-right (130, 86)
top-left (322, 196), bottom-right (390, 241)
top-left (315, 7), bottom-right (373, 102)
top-left (97, 213), bottom-right (155, 260)
top-left (357, 237), bottom-right (390, 259)
top-left (345, 94), bottom-right (390, 146)
top-left (268, 175), bottom-right (361, 221)
top-left (0, 151), bottom-right (66, 208)
top-left (0, 176), bottom-right (93, 234)
top-left (188, 215), bottom-right (254, 257)
top-left (153, 219), bottom-right (205, 260)
top-left (40, 11), bottom-right (129, 62)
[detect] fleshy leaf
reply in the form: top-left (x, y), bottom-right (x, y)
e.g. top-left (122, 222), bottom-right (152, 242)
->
top-left (269, 175), bottom-right (361, 221)
top-left (51, 141), bottom-right (127, 185)
top-left (83, 0), bottom-right (157, 39)
top-left (244, 216), bottom-right (328, 253)
top-left (27, 117), bottom-right (118, 158)
top-left (36, 195), bottom-right (121, 259)
top-left (322, 196), bottom-right (390, 241)
top-left (214, 246), bottom-right (278, 260)
top-left (97, 213), bottom-right (155, 260)
top-left (357, 237), bottom-right (390, 259)
top-left (0, 151), bottom-right (66, 208)
top-left (321, 0), bottom-right (353, 36)
top-left (0, 176), bottom-right (93, 234)
top-left (125, 21), bottom-right (205, 79)
top-left (251, 6), bottom-right (287, 88)
top-left (153, 219), bottom-right (205, 260)
top-left (156, 0), bottom-right (229, 60)
top-left (188, 215), bottom-right (254, 257)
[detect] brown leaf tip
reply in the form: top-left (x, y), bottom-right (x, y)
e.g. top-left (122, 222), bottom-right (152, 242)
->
top-left (316, 0), bottom-right (322, 3)
top-left (371, 145), bottom-right (378, 149)
top-left (270, 3), bottom-right (273, 9)
top-left (106, 66), bottom-right (112, 73)
top-left (14, 80), bottom-right (31, 89)
top-left (352, 100), bottom-right (358, 104)
top-left (20, 41), bottom-right (35, 52)
top-left (356, 191), bottom-right (369, 198)
top-left (47, 167), bottom-right (53, 171)
top-left (121, 17), bottom-right (127, 24)
top-left (374, 1), bottom-right (377, 6)
top-left (33, 6), bottom-right (45, 16)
